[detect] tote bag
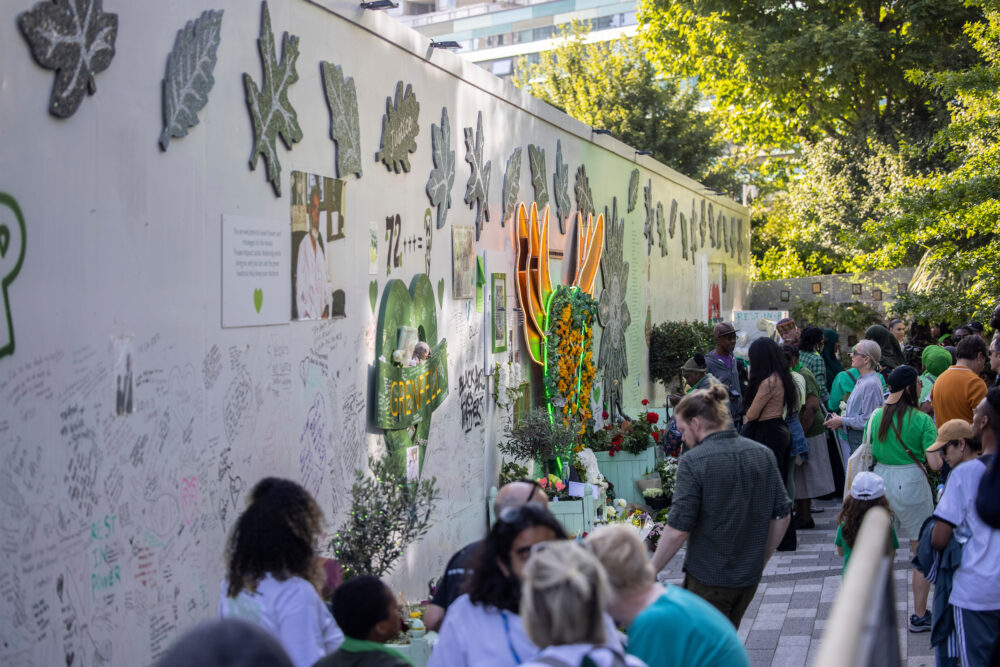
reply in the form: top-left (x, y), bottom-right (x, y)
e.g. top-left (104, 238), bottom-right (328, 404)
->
top-left (843, 418), bottom-right (875, 500)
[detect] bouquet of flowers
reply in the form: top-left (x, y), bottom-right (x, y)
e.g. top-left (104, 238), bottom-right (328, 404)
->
top-left (658, 457), bottom-right (680, 499)
top-left (536, 473), bottom-right (570, 501)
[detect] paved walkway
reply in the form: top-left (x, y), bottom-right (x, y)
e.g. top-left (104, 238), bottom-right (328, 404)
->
top-left (657, 497), bottom-right (936, 666)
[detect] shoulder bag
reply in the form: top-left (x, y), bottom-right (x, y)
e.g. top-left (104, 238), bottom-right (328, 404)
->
top-left (888, 411), bottom-right (936, 501)
top-left (844, 417), bottom-right (875, 500)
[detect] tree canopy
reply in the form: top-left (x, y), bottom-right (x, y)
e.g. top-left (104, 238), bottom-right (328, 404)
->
top-left (515, 22), bottom-right (731, 190)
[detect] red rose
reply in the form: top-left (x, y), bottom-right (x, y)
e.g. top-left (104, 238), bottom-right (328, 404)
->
top-left (642, 399), bottom-right (649, 405)
top-left (609, 450), bottom-right (615, 457)
top-left (611, 435), bottom-right (623, 446)
top-left (646, 412), bottom-right (659, 424)
top-left (602, 410), bottom-right (609, 419)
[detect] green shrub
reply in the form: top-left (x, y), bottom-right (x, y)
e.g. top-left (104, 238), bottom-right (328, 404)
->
top-left (649, 320), bottom-right (714, 388)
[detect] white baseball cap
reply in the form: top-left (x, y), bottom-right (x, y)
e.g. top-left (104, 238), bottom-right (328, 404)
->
top-left (850, 472), bottom-right (886, 500)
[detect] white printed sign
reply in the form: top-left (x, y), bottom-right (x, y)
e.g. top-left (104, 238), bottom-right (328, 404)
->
top-left (222, 215), bottom-right (291, 327)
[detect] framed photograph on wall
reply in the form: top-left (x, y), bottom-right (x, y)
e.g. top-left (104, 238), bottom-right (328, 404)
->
top-left (452, 226), bottom-right (475, 300)
top-left (491, 273), bottom-right (507, 354)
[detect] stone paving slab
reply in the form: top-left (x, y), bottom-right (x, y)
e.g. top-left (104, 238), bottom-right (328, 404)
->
top-left (657, 498), bottom-right (935, 666)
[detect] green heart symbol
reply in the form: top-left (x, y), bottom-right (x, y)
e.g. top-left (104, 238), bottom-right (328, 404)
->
top-left (593, 385), bottom-right (601, 403)
top-left (374, 275), bottom-right (449, 476)
top-left (0, 225), bottom-right (8, 258)
top-left (369, 280), bottom-right (378, 314)
top-left (437, 278), bottom-right (444, 308)
top-left (253, 288), bottom-right (263, 313)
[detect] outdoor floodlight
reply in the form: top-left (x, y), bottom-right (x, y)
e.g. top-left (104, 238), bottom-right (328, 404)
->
top-left (361, 0), bottom-right (398, 9)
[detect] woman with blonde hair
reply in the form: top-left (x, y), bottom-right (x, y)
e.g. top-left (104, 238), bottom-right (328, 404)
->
top-left (586, 525), bottom-right (748, 666)
top-left (517, 540), bottom-right (644, 667)
top-left (219, 478), bottom-right (343, 667)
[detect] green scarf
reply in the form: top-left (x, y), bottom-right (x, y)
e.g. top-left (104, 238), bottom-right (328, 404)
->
top-left (339, 637), bottom-right (414, 665)
top-left (793, 361), bottom-right (803, 372)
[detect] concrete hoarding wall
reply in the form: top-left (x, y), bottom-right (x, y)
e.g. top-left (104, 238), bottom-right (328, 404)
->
top-left (0, 0), bottom-right (749, 664)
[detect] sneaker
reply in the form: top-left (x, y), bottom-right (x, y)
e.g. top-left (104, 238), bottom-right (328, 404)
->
top-left (909, 611), bottom-right (932, 632)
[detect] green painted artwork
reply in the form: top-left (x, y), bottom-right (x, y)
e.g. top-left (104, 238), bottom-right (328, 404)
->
top-left (159, 9), bottom-right (224, 150)
top-left (0, 193), bottom-right (27, 361)
top-left (377, 81), bottom-right (420, 174)
top-left (373, 275), bottom-right (449, 474)
top-left (243, 1), bottom-right (302, 197)
top-left (553, 140), bottom-right (570, 233)
top-left (369, 280), bottom-right (378, 314)
top-left (320, 61), bottom-right (363, 178)
top-left (253, 288), bottom-right (263, 313)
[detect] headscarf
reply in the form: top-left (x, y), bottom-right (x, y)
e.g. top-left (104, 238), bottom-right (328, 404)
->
top-left (921, 345), bottom-right (952, 379)
top-left (821, 329), bottom-right (841, 391)
top-left (865, 324), bottom-right (904, 370)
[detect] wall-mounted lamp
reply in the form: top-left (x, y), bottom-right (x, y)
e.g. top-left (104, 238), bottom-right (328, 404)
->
top-left (635, 150), bottom-right (653, 157)
top-left (592, 128), bottom-right (612, 135)
top-left (430, 40), bottom-right (461, 49)
top-left (361, 0), bottom-right (398, 9)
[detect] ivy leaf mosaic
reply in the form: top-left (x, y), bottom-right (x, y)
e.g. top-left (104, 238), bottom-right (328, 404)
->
top-left (377, 81), bottom-right (420, 174)
top-left (18, 0), bottom-right (118, 119)
top-left (528, 144), bottom-right (548, 210)
top-left (501, 147), bottom-right (522, 227)
top-left (575, 164), bottom-right (594, 223)
top-left (598, 196), bottom-right (630, 423)
top-left (707, 201), bottom-right (715, 247)
top-left (243, 1), bottom-right (301, 197)
top-left (680, 211), bottom-right (688, 260)
top-left (730, 216), bottom-right (737, 258)
top-left (426, 106), bottom-right (455, 229)
top-left (159, 9), bottom-right (223, 151)
top-left (627, 169), bottom-right (640, 213)
top-left (553, 140), bottom-right (570, 234)
top-left (699, 199), bottom-right (707, 247)
top-left (642, 179), bottom-right (654, 256)
top-left (737, 218), bottom-right (745, 264)
top-left (716, 210), bottom-right (724, 250)
top-left (321, 61), bottom-right (363, 179)
top-left (655, 201), bottom-right (668, 256)
top-left (668, 199), bottom-right (678, 238)
top-left (463, 111), bottom-right (491, 240)
top-left (722, 212), bottom-right (729, 253)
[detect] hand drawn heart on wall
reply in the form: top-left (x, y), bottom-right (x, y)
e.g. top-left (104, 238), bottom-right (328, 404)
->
top-left (253, 288), bottom-right (263, 313)
top-left (373, 274), bottom-right (449, 475)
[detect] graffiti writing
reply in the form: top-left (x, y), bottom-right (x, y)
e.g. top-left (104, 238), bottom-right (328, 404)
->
top-left (458, 366), bottom-right (485, 434)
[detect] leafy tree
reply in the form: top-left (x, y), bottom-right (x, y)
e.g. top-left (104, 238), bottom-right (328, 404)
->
top-left (863, 0), bottom-right (1000, 312)
top-left (648, 320), bottom-right (714, 389)
top-left (330, 456), bottom-right (438, 578)
top-left (515, 22), bottom-right (732, 191)
top-left (638, 0), bottom-right (982, 158)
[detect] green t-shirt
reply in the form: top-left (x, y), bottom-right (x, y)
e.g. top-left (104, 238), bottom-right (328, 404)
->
top-left (627, 587), bottom-right (750, 667)
top-left (869, 407), bottom-right (938, 465)
top-left (835, 522), bottom-right (899, 575)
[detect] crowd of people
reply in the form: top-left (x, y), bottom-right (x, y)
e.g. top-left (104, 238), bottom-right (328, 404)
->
top-left (156, 306), bottom-right (1000, 667)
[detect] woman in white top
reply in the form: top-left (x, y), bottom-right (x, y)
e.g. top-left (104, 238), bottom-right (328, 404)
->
top-left (218, 478), bottom-right (343, 667)
top-left (518, 540), bottom-right (646, 667)
top-left (428, 503), bottom-right (568, 667)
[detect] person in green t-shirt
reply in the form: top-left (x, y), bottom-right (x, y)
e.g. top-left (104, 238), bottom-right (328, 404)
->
top-left (587, 525), bottom-right (750, 667)
top-left (835, 471), bottom-right (899, 575)
top-left (918, 344), bottom-right (953, 414)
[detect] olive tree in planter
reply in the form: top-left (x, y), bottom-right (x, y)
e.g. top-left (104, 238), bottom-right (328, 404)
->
top-left (330, 456), bottom-right (438, 579)
top-left (497, 409), bottom-right (576, 480)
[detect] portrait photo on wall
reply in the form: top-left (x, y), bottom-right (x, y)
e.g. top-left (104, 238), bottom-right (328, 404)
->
top-left (452, 225), bottom-right (475, 300)
top-left (290, 171), bottom-right (347, 320)
top-left (491, 273), bottom-right (507, 353)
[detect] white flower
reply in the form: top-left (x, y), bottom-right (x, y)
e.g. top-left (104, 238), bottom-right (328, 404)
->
top-left (575, 448), bottom-right (605, 486)
top-left (616, 498), bottom-right (627, 508)
top-left (642, 487), bottom-right (664, 498)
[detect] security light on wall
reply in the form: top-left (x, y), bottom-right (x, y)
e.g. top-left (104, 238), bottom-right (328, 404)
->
top-left (591, 128), bottom-right (612, 135)
top-left (361, 0), bottom-right (398, 9)
top-left (812, 282), bottom-right (822, 294)
top-left (635, 150), bottom-right (653, 157)
top-left (872, 289), bottom-right (883, 302)
top-left (430, 40), bottom-right (461, 49)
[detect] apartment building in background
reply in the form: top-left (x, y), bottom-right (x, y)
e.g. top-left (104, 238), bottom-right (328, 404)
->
top-left (394, 0), bottom-right (638, 81)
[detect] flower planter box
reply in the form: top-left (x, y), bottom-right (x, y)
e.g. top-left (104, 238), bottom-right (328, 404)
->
top-left (488, 485), bottom-right (596, 536)
top-left (594, 447), bottom-right (656, 505)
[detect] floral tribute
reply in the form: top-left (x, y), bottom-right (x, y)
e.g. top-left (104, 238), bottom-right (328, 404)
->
top-left (544, 286), bottom-right (598, 429)
top-left (586, 399), bottom-right (661, 457)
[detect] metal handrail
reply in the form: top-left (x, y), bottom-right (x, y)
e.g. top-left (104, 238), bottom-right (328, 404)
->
top-left (814, 507), bottom-right (902, 667)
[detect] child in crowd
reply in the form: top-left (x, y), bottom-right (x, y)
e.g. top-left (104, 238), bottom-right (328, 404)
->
top-left (834, 472), bottom-right (899, 575)
top-left (314, 575), bottom-right (411, 667)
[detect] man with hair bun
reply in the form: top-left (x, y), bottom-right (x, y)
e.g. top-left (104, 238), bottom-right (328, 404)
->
top-left (649, 382), bottom-right (792, 627)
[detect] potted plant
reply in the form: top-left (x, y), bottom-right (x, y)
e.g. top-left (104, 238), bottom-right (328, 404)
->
top-left (588, 401), bottom-right (659, 505)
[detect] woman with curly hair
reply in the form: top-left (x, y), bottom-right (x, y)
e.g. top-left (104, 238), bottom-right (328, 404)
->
top-left (218, 478), bottom-right (343, 667)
